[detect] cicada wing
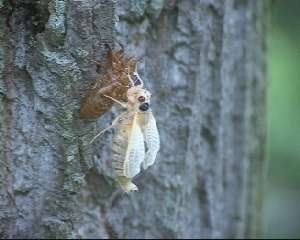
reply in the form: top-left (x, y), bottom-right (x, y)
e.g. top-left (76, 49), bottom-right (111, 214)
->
top-left (142, 112), bottom-right (160, 170)
top-left (123, 113), bottom-right (145, 178)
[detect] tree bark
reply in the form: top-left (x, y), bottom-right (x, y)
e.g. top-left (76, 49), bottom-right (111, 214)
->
top-left (0, 0), bottom-right (268, 238)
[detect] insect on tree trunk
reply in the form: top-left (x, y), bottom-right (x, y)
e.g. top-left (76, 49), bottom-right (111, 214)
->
top-left (0, 0), bottom-right (268, 238)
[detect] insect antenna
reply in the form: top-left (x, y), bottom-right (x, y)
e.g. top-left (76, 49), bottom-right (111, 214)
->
top-left (127, 66), bottom-right (135, 87)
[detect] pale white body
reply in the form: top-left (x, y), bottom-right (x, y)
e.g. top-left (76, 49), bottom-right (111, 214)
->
top-left (91, 84), bottom-right (160, 192)
top-left (112, 109), bottom-right (160, 192)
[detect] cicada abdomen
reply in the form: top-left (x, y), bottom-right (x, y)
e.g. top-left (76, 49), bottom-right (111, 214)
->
top-left (112, 112), bottom-right (145, 192)
top-left (80, 46), bottom-right (139, 119)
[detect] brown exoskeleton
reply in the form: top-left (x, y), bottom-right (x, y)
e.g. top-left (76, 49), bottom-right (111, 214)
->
top-left (80, 44), bottom-right (141, 119)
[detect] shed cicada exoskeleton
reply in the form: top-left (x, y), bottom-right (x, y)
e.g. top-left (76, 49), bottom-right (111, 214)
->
top-left (80, 44), bottom-right (139, 119)
top-left (86, 47), bottom-right (160, 193)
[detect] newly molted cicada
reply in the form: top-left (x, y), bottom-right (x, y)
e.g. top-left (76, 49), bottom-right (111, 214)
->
top-left (89, 65), bottom-right (160, 193)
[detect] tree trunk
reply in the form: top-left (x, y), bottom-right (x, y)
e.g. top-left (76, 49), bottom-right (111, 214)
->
top-left (0, 0), bottom-right (268, 238)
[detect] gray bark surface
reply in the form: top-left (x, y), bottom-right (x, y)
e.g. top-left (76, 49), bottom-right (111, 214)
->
top-left (0, 0), bottom-right (268, 238)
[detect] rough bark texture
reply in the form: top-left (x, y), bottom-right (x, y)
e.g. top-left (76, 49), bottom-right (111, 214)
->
top-left (0, 0), bottom-right (268, 238)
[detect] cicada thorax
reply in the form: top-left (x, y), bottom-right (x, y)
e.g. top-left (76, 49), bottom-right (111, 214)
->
top-left (80, 47), bottom-right (139, 119)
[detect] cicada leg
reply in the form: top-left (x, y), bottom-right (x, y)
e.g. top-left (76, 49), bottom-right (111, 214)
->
top-left (103, 94), bottom-right (127, 108)
top-left (89, 112), bottom-right (125, 144)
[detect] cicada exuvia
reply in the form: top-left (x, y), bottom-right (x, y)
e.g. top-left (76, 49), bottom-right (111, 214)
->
top-left (80, 44), bottom-right (139, 119)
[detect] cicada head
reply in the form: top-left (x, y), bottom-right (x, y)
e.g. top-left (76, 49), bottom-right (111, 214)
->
top-left (127, 86), bottom-right (151, 112)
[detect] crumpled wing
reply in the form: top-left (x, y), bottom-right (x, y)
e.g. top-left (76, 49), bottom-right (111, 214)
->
top-left (142, 112), bottom-right (160, 170)
top-left (123, 113), bottom-right (145, 178)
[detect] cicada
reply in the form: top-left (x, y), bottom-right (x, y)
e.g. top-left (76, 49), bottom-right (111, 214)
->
top-left (88, 53), bottom-right (160, 193)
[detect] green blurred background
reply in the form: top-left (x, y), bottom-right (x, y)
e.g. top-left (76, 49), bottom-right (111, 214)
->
top-left (264, 0), bottom-right (300, 238)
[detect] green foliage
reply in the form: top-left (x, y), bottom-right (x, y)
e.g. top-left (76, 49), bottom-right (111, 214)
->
top-left (265, 0), bottom-right (300, 237)
top-left (267, 31), bottom-right (300, 186)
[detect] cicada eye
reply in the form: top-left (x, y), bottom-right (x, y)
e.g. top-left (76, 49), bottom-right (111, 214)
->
top-left (138, 96), bottom-right (145, 102)
top-left (139, 102), bottom-right (149, 112)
